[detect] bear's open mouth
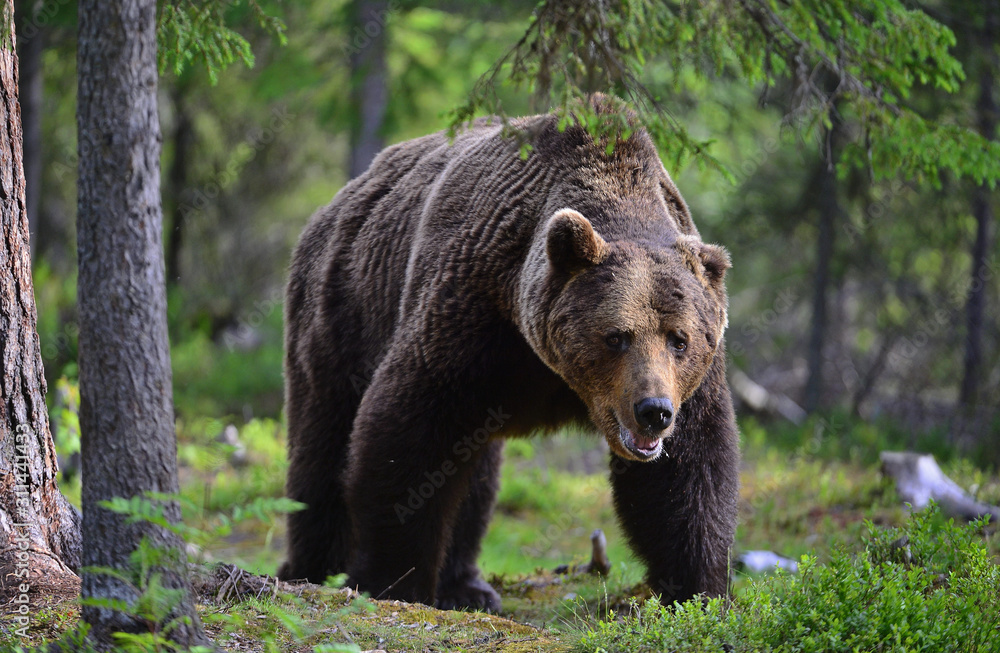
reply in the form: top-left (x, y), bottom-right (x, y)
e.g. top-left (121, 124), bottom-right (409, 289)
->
top-left (616, 423), bottom-right (662, 461)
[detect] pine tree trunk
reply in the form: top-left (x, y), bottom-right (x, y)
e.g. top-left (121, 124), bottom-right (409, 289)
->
top-left (348, 0), bottom-right (389, 178)
top-left (959, 5), bottom-right (997, 410)
top-left (0, 0), bottom-right (81, 610)
top-left (76, 0), bottom-right (211, 648)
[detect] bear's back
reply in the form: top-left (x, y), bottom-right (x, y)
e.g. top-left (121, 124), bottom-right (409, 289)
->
top-left (286, 118), bottom-right (525, 366)
top-left (287, 111), bottom-right (696, 369)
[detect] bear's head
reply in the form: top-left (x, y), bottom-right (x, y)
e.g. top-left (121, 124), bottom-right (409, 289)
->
top-left (521, 208), bottom-right (730, 461)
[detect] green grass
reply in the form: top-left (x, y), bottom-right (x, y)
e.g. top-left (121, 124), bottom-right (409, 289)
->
top-left (171, 327), bottom-right (285, 420)
top-left (34, 406), bottom-right (1000, 652)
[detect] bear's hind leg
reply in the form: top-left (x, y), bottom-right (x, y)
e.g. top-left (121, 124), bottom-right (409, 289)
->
top-left (435, 440), bottom-right (504, 612)
top-left (279, 364), bottom-right (363, 583)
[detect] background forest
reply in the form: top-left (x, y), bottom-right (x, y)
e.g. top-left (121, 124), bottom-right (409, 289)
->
top-left (16, 0), bottom-right (1000, 645)
top-left (31, 1), bottom-right (999, 435)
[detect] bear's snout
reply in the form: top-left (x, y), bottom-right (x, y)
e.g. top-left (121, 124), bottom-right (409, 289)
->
top-left (634, 396), bottom-right (674, 432)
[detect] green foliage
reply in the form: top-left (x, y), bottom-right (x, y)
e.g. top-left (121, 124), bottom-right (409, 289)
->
top-left (578, 505), bottom-right (1000, 652)
top-left (81, 534), bottom-right (204, 653)
top-left (87, 492), bottom-right (368, 653)
top-left (51, 377), bottom-right (80, 462)
top-left (206, 590), bottom-right (369, 653)
top-left (33, 263), bottom-right (79, 383)
top-left (171, 328), bottom-right (285, 419)
top-left (157, 0), bottom-right (287, 84)
top-left (451, 0), bottom-right (1000, 186)
top-left (101, 491), bottom-right (303, 555)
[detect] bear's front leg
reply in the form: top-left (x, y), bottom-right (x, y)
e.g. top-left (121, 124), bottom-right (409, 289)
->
top-left (609, 357), bottom-right (740, 603)
top-left (341, 352), bottom-right (500, 606)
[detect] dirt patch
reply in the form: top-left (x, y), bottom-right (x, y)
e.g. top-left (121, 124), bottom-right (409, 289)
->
top-left (0, 556), bottom-right (80, 616)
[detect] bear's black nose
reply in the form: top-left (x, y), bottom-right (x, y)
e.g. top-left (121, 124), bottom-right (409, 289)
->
top-left (634, 397), bottom-right (674, 432)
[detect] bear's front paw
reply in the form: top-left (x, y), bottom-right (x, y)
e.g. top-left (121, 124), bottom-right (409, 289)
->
top-left (435, 576), bottom-right (501, 613)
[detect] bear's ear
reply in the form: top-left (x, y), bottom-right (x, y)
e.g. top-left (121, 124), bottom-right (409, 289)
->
top-left (545, 208), bottom-right (610, 272)
top-left (698, 243), bottom-right (731, 287)
top-left (676, 235), bottom-right (730, 289)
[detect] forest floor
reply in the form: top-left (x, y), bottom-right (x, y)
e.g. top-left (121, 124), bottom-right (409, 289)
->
top-left (4, 417), bottom-right (999, 652)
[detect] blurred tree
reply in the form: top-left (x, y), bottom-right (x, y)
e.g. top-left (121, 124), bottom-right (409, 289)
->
top-left (0, 0), bottom-right (81, 601)
top-left (349, 0), bottom-right (390, 178)
top-left (165, 75), bottom-right (194, 287)
top-left (15, 0), bottom-right (41, 256)
top-left (959, 1), bottom-right (998, 411)
top-left (803, 113), bottom-right (845, 413)
top-left (76, 0), bottom-right (212, 646)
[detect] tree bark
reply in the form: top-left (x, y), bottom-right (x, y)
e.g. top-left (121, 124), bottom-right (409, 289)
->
top-left (803, 121), bottom-right (841, 413)
top-left (348, 0), bottom-right (389, 178)
top-left (959, 4), bottom-right (997, 410)
top-left (0, 0), bottom-right (80, 608)
top-left (77, 1), bottom-right (210, 648)
top-left (14, 0), bottom-right (41, 258)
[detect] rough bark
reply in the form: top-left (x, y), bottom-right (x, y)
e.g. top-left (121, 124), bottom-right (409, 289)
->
top-left (348, 0), bottom-right (389, 178)
top-left (959, 5), bottom-right (997, 411)
top-left (0, 0), bottom-right (81, 606)
top-left (77, 0), bottom-right (210, 648)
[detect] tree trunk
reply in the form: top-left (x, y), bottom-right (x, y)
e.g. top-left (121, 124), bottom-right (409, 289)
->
top-left (14, 0), bottom-right (41, 258)
top-left (348, 0), bottom-right (389, 178)
top-left (165, 79), bottom-right (193, 287)
top-left (803, 122), bottom-right (841, 413)
top-left (0, 0), bottom-right (81, 610)
top-left (77, 1), bottom-right (210, 648)
top-left (959, 5), bottom-right (997, 410)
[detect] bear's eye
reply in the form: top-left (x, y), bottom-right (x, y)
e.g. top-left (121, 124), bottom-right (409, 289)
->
top-left (605, 331), bottom-right (629, 352)
top-left (668, 332), bottom-right (688, 352)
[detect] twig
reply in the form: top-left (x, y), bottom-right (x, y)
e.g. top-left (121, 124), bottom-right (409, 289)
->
top-left (375, 567), bottom-right (416, 601)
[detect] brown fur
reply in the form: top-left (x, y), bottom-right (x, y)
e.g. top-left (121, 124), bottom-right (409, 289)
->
top-left (278, 98), bottom-right (740, 610)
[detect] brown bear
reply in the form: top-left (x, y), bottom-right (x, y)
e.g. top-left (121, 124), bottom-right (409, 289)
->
top-left (278, 97), bottom-right (740, 612)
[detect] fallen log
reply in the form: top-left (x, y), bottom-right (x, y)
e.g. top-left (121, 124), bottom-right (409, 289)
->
top-left (730, 369), bottom-right (807, 425)
top-left (880, 451), bottom-right (1000, 523)
top-left (735, 550), bottom-right (799, 574)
